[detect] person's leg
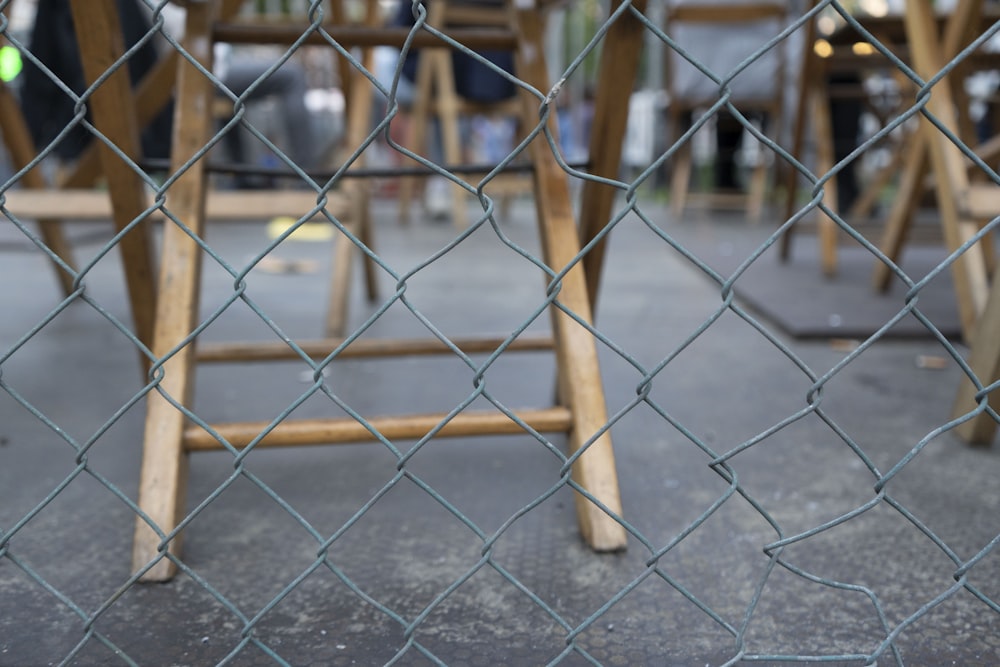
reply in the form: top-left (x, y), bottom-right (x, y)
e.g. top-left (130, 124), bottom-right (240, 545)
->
top-left (223, 58), bottom-right (315, 170)
top-left (715, 110), bottom-right (743, 191)
top-left (829, 73), bottom-right (863, 212)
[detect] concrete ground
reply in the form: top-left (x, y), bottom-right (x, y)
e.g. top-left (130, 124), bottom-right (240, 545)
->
top-left (2, 193), bottom-right (1000, 666)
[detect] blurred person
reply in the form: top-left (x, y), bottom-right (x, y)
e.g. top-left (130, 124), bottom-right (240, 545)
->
top-left (828, 71), bottom-right (864, 213)
top-left (20, 0), bottom-right (173, 164)
top-left (390, 0), bottom-right (516, 219)
top-left (216, 43), bottom-right (317, 184)
top-left (157, 4), bottom-right (317, 185)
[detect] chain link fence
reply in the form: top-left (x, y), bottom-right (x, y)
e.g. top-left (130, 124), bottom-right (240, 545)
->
top-left (2, 0), bottom-right (1000, 664)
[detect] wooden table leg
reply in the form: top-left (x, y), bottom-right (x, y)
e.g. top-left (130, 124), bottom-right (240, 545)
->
top-left (903, 0), bottom-right (990, 341)
top-left (779, 0), bottom-right (819, 263)
top-left (0, 79), bottom-right (77, 295)
top-left (512, 4), bottom-right (626, 552)
top-left (69, 0), bottom-right (158, 367)
top-left (952, 277), bottom-right (1000, 444)
top-left (578, 0), bottom-right (647, 314)
top-left (810, 81), bottom-right (840, 277)
top-left (874, 0), bottom-right (983, 292)
top-left (131, 0), bottom-right (218, 582)
top-left (871, 130), bottom-right (930, 291)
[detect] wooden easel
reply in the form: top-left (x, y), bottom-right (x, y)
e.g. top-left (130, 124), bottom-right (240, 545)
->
top-left (106, 0), bottom-right (626, 582)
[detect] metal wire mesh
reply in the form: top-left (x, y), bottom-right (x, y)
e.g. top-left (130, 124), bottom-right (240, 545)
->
top-left (2, 0), bottom-right (1000, 664)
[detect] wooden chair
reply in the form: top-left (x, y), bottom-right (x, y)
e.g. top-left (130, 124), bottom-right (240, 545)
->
top-left (396, 0), bottom-right (531, 227)
top-left (664, 0), bottom-right (793, 223)
top-left (85, 0), bottom-right (629, 582)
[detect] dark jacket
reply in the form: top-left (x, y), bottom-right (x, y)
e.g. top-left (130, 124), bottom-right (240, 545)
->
top-left (20, 0), bottom-right (172, 160)
top-left (394, 0), bottom-right (516, 104)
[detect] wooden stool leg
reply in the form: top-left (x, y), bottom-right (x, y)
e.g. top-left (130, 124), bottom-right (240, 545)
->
top-left (69, 0), bottom-right (159, 368)
top-left (430, 50), bottom-right (467, 228)
top-left (396, 23), bottom-right (438, 225)
top-left (809, 83), bottom-right (840, 277)
top-left (904, 0), bottom-right (989, 340)
top-left (579, 0), bottom-right (647, 312)
top-left (670, 119), bottom-right (693, 221)
top-left (326, 228), bottom-right (355, 338)
top-left (0, 81), bottom-right (77, 295)
top-left (511, 7), bottom-right (626, 552)
top-left (779, 4), bottom-right (819, 262)
top-left (326, 31), bottom-right (379, 337)
top-left (131, 0), bottom-right (218, 582)
top-left (871, 132), bottom-right (930, 291)
top-left (745, 153), bottom-right (768, 224)
top-left (953, 277), bottom-right (1000, 444)
top-left (323, 190), bottom-right (377, 341)
top-left (357, 187), bottom-right (379, 303)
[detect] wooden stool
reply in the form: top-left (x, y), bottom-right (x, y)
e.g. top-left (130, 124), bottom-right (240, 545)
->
top-left (96, 0), bottom-right (628, 582)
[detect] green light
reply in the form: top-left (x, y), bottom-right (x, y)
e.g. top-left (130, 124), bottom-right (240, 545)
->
top-left (0, 46), bottom-right (22, 82)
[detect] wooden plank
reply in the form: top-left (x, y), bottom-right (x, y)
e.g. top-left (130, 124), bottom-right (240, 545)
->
top-left (963, 183), bottom-right (1000, 220)
top-left (511, 5), bottom-right (626, 552)
top-left (211, 24), bottom-right (518, 49)
top-left (952, 269), bottom-right (1000, 444)
top-left (132, 0), bottom-right (218, 582)
top-left (872, 128), bottom-right (931, 291)
top-left (810, 78), bottom-right (840, 276)
top-left (69, 0), bottom-right (158, 358)
top-left (3, 189), bottom-right (353, 221)
top-left (578, 0), bottom-right (647, 312)
top-left (196, 334), bottom-right (555, 363)
top-left (184, 407), bottom-right (574, 450)
top-left (779, 0), bottom-right (820, 262)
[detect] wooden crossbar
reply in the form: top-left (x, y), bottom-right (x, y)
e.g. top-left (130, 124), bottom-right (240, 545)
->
top-left (184, 407), bottom-right (575, 451)
top-left (212, 23), bottom-right (518, 49)
top-left (196, 335), bottom-right (555, 363)
top-left (2, 189), bottom-right (354, 222)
